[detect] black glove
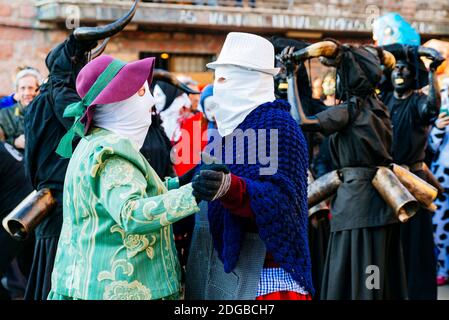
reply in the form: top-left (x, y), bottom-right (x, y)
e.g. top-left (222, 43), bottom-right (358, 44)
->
top-left (277, 46), bottom-right (299, 77)
top-left (192, 169), bottom-right (232, 202)
top-left (178, 165), bottom-right (199, 186)
top-left (199, 163), bottom-right (229, 174)
top-left (430, 57), bottom-right (445, 71)
top-left (179, 163), bottom-right (229, 186)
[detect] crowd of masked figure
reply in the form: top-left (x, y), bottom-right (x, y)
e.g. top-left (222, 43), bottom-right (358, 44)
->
top-left (1, 36), bottom-right (449, 300)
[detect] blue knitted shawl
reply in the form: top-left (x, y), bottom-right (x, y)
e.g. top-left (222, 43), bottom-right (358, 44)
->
top-left (207, 99), bottom-right (314, 295)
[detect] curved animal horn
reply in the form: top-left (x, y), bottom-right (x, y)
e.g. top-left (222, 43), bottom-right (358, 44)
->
top-left (292, 41), bottom-right (339, 61)
top-left (74, 0), bottom-right (139, 41)
top-left (90, 38), bottom-right (110, 60)
top-left (152, 69), bottom-right (200, 94)
top-left (418, 46), bottom-right (443, 61)
top-left (364, 46), bottom-right (396, 70)
top-left (382, 50), bottom-right (396, 70)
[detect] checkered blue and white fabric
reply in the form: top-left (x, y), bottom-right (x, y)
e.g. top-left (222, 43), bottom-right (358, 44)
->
top-left (256, 267), bottom-right (309, 297)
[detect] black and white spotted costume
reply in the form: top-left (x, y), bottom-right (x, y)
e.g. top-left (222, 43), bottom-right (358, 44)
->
top-left (429, 124), bottom-right (449, 279)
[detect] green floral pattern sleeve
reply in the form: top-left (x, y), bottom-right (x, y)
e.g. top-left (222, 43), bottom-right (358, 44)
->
top-left (50, 129), bottom-right (197, 300)
top-left (97, 156), bottom-right (199, 234)
top-left (164, 177), bottom-right (180, 191)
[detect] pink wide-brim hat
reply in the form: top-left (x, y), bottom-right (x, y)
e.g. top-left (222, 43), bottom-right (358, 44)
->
top-left (76, 55), bottom-right (156, 132)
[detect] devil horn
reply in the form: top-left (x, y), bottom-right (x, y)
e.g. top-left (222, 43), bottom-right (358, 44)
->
top-left (74, 0), bottom-right (139, 41)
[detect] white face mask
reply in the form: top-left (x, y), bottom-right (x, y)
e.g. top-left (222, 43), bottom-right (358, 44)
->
top-left (153, 84), bottom-right (166, 113)
top-left (213, 65), bottom-right (275, 136)
top-left (94, 81), bottom-right (155, 150)
top-left (203, 96), bottom-right (217, 122)
top-left (159, 93), bottom-right (191, 142)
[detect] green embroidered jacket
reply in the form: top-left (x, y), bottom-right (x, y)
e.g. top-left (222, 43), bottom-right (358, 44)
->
top-left (50, 128), bottom-right (199, 300)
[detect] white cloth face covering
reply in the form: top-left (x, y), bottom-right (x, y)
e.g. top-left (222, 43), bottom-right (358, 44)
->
top-left (159, 93), bottom-right (191, 142)
top-left (203, 96), bottom-right (218, 122)
top-left (94, 81), bottom-right (155, 150)
top-left (213, 65), bottom-right (275, 136)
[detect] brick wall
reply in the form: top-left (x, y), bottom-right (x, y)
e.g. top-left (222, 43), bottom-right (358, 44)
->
top-left (0, 0), bottom-right (229, 95)
top-left (1, 0), bottom-right (449, 95)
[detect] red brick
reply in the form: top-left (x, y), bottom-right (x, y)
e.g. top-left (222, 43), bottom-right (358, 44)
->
top-left (141, 32), bottom-right (171, 41)
top-left (0, 4), bottom-right (12, 17)
top-left (0, 42), bottom-right (14, 59)
top-left (20, 5), bottom-right (37, 19)
top-left (172, 33), bottom-right (194, 41)
top-left (0, 27), bottom-right (33, 41)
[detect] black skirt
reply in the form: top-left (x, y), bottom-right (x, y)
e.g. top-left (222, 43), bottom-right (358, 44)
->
top-left (24, 199), bottom-right (62, 301)
top-left (320, 223), bottom-right (408, 300)
top-left (308, 215), bottom-right (330, 300)
top-left (24, 236), bottom-right (59, 300)
top-left (400, 208), bottom-right (437, 300)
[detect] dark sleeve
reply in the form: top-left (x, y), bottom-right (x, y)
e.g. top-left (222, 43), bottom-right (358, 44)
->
top-left (315, 105), bottom-right (350, 135)
top-left (416, 94), bottom-right (437, 125)
top-left (51, 84), bottom-right (80, 130)
top-left (302, 96), bottom-right (328, 116)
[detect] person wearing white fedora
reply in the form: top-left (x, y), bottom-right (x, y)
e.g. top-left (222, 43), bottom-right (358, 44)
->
top-left (185, 32), bottom-right (313, 300)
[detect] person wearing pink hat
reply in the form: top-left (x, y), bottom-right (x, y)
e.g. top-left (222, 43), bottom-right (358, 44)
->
top-left (47, 55), bottom-right (207, 300)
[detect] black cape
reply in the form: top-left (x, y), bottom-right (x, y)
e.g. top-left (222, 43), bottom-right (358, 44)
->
top-left (23, 35), bottom-right (95, 300)
top-left (24, 35), bottom-right (88, 195)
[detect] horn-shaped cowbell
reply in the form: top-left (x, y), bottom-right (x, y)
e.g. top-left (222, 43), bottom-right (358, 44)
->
top-left (293, 41), bottom-right (339, 61)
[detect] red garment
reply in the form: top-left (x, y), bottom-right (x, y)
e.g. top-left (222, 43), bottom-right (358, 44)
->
top-left (173, 112), bottom-right (207, 176)
top-left (256, 291), bottom-right (312, 300)
top-left (220, 174), bottom-right (253, 218)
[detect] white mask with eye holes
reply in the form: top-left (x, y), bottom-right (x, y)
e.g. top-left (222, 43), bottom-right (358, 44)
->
top-left (213, 65), bottom-right (275, 137)
top-left (94, 81), bottom-right (155, 150)
top-left (203, 96), bottom-right (217, 122)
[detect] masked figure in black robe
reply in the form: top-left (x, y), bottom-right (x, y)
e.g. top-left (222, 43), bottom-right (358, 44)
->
top-left (280, 41), bottom-right (408, 299)
top-left (272, 37), bottom-right (330, 299)
top-left (379, 44), bottom-right (444, 300)
top-left (23, 1), bottom-right (140, 300)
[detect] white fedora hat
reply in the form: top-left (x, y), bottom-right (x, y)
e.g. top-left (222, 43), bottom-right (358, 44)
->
top-left (207, 32), bottom-right (280, 76)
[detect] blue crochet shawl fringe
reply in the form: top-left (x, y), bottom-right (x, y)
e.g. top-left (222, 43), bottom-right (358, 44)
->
top-left (207, 99), bottom-right (314, 295)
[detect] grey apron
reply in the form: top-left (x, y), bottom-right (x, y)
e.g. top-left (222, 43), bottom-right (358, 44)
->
top-left (185, 202), bottom-right (266, 300)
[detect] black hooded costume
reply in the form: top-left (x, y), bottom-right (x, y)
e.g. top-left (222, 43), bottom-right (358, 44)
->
top-left (319, 45), bottom-right (408, 300)
top-left (284, 43), bottom-right (408, 299)
top-left (23, 35), bottom-right (96, 300)
top-left (380, 43), bottom-right (441, 300)
top-left (140, 106), bottom-right (175, 180)
top-left (272, 37), bottom-right (330, 300)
